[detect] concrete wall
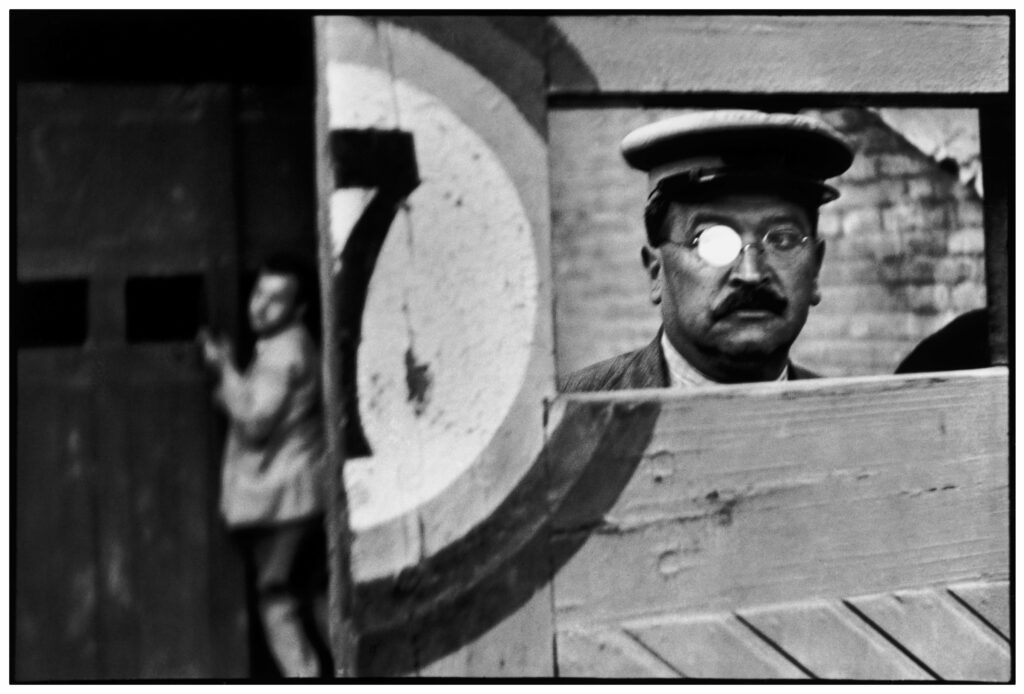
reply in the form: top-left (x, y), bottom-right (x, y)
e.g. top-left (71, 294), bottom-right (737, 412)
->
top-left (551, 107), bottom-right (986, 379)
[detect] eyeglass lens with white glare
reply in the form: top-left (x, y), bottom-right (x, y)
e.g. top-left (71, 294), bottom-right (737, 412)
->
top-left (670, 224), bottom-right (811, 267)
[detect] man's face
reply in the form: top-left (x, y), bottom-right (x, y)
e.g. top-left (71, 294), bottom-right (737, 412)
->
top-left (248, 272), bottom-right (304, 337)
top-left (644, 192), bottom-right (824, 380)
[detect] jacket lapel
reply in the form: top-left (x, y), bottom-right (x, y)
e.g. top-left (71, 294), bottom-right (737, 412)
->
top-left (620, 334), bottom-right (670, 389)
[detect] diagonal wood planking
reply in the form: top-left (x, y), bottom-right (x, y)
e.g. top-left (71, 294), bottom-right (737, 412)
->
top-left (947, 580), bottom-right (1010, 641)
top-left (623, 613), bottom-right (809, 679)
top-left (737, 599), bottom-right (931, 679)
top-left (557, 626), bottom-right (683, 678)
top-left (847, 587), bottom-right (1010, 681)
top-left (558, 582), bottom-right (1010, 680)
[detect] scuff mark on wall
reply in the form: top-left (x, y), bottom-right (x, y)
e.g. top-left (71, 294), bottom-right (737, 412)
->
top-left (404, 346), bottom-right (433, 416)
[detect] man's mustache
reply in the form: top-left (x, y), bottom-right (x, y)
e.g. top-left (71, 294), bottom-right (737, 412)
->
top-left (712, 285), bottom-right (788, 319)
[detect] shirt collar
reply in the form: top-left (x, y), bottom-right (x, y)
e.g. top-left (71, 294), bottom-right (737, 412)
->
top-left (660, 331), bottom-right (788, 387)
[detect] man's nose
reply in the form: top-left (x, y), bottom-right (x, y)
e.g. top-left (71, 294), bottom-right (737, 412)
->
top-left (730, 243), bottom-right (768, 284)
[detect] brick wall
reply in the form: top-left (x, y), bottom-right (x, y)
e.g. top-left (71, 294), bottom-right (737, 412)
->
top-left (797, 108), bottom-right (986, 376)
top-left (550, 107), bottom-right (986, 380)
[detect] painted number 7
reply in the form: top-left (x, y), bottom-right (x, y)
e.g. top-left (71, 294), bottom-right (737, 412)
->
top-left (328, 128), bottom-right (420, 457)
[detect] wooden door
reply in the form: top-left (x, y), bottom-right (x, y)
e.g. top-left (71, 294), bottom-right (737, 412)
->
top-left (16, 84), bottom-right (247, 680)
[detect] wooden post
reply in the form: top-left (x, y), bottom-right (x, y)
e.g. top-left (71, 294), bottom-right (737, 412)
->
top-left (314, 17), bottom-right (360, 676)
top-left (978, 102), bottom-right (1011, 366)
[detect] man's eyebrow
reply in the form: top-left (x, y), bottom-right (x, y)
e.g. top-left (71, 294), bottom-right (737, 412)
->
top-left (762, 212), bottom-right (805, 224)
top-left (685, 209), bottom-right (808, 230)
top-left (688, 211), bottom-right (735, 226)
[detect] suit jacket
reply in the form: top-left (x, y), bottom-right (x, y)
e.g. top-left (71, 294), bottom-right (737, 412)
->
top-left (561, 333), bottom-right (819, 392)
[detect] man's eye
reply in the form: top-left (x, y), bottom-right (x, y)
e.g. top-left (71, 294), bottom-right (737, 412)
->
top-left (764, 229), bottom-right (806, 251)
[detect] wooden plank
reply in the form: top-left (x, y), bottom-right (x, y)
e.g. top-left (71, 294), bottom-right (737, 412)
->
top-left (15, 380), bottom-right (100, 680)
top-left (90, 356), bottom-right (143, 679)
top-left (737, 600), bottom-right (932, 679)
top-left (378, 15), bottom-right (556, 677)
top-left (419, 585), bottom-right (555, 677)
top-left (17, 85), bottom-right (226, 253)
top-left (87, 84), bottom-right (237, 676)
top-left (320, 11), bottom-right (556, 580)
top-left (128, 382), bottom-right (214, 678)
top-left (201, 84), bottom-right (249, 679)
top-left (203, 435), bottom-right (250, 679)
top-left (557, 626), bottom-right (682, 678)
top-left (315, 15), bottom-right (381, 677)
top-left (551, 370), bottom-right (1008, 630)
top-left (383, 15), bottom-right (549, 138)
top-left (90, 85), bottom-right (244, 680)
top-left (318, 11), bottom-right (556, 577)
top-left (946, 581), bottom-right (1010, 642)
top-left (17, 247), bottom-right (212, 280)
top-left (354, 503), bottom-right (558, 676)
top-left (548, 15), bottom-right (1009, 95)
top-left (316, 15), bottom-right (558, 676)
top-left (236, 85), bottom-right (317, 269)
top-left (848, 588), bottom-right (1010, 681)
top-left (621, 613), bottom-right (808, 679)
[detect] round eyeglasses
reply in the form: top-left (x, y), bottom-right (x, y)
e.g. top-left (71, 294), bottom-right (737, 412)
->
top-left (669, 223), bottom-right (811, 267)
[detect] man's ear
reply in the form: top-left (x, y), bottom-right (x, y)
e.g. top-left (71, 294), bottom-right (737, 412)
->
top-left (810, 237), bottom-right (825, 306)
top-left (641, 245), bottom-right (663, 305)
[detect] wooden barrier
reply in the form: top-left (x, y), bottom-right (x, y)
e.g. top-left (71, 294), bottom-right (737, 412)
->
top-left (312, 15), bottom-right (1011, 679)
top-left (550, 369), bottom-right (1009, 679)
top-left (343, 369), bottom-right (1009, 678)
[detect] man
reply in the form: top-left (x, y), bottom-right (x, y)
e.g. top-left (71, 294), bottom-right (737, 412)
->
top-left (563, 110), bottom-right (854, 391)
top-left (200, 252), bottom-right (329, 677)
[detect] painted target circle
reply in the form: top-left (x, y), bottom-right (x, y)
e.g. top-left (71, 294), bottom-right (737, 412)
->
top-left (325, 30), bottom-right (550, 576)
